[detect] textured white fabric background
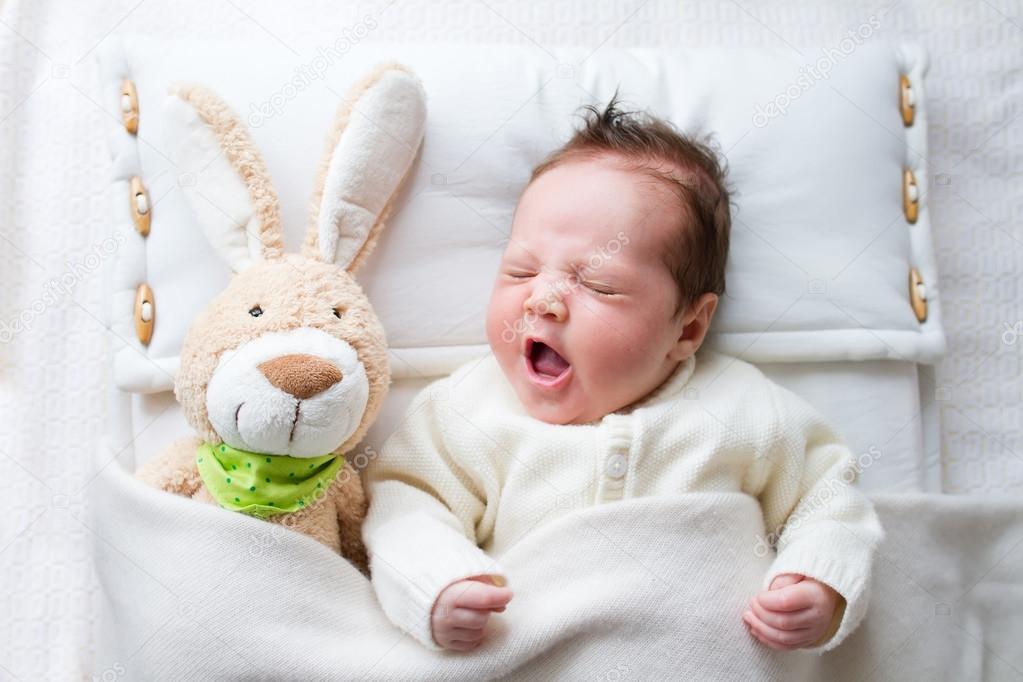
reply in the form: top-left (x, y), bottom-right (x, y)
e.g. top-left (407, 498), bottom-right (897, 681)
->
top-left (0, 0), bottom-right (1020, 679)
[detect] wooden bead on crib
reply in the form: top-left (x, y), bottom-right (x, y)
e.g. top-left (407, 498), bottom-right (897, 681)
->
top-left (902, 168), bottom-right (919, 224)
top-left (130, 176), bottom-right (151, 236)
top-left (134, 283), bottom-right (155, 346)
top-left (120, 79), bottom-right (139, 134)
top-left (909, 267), bottom-right (927, 323)
top-left (899, 74), bottom-right (914, 127)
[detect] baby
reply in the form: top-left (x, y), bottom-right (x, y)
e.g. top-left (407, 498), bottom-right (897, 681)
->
top-left (362, 97), bottom-right (884, 655)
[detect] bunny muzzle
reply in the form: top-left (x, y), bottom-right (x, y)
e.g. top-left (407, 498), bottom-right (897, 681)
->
top-left (206, 327), bottom-right (369, 457)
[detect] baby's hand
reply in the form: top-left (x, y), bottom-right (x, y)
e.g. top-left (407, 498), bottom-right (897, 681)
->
top-left (431, 575), bottom-right (513, 652)
top-left (742, 573), bottom-right (843, 651)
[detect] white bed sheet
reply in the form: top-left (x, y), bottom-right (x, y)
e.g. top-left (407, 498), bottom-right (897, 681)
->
top-left (2, 1), bottom-right (1020, 680)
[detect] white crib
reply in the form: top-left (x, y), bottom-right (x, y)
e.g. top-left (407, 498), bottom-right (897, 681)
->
top-left (0, 2), bottom-right (1020, 679)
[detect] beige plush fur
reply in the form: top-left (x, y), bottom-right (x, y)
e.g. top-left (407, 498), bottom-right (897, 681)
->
top-left (173, 85), bottom-right (285, 260)
top-left (137, 436), bottom-right (369, 569)
top-left (136, 64), bottom-right (425, 574)
top-left (302, 61), bottom-right (418, 272)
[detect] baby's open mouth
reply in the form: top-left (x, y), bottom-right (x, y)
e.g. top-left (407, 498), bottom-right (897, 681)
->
top-left (526, 338), bottom-right (571, 382)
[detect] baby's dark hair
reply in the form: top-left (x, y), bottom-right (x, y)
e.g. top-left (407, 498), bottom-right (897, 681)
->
top-left (529, 92), bottom-right (732, 317)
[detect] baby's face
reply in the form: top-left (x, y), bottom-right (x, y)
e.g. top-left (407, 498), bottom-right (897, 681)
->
top-left (485, 157), bottom-right (696, 425)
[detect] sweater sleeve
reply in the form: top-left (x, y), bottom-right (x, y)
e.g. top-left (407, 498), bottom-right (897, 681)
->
top-left (745, 381), bottom-right (885, 654)
top-left (361, 378), bottom-right (506, 650)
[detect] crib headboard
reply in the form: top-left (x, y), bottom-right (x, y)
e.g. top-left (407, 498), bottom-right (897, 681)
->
top-left (98, 38), bottom-right (942, 492)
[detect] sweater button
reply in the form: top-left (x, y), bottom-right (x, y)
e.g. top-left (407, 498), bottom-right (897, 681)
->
top-left (605, 453), bottom-right (627, 479)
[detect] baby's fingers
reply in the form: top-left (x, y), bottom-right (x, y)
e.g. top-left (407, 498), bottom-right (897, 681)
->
top-left (742, 610), bottom-right (813, 650)
top-left (446, 626), bottom-right (485, 641)
top-left (754, 582), bottom-right (814, 612)
top-left (452, 582), bottom-right (514, 610)
top-left (748, 597), bottom-right (813, 631)
top-left (769, 573), bottom-right (805, 590)
top-left (443, 636), bottom-right (483, 652)
top-left (446, 607), bottom-right (490, 630)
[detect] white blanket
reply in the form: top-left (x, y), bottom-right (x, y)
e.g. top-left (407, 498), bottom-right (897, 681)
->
top-left (89, 444), bottom-right (1023, 680)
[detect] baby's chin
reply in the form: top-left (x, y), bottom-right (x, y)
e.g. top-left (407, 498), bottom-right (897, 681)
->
top-left (522, 401), bottom-right (577, 425)
top-left (514, 385), bottom-right (607, 426)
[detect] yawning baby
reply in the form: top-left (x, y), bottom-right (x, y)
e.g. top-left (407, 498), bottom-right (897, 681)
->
top-left (361, 95), bottom-right (884, 655)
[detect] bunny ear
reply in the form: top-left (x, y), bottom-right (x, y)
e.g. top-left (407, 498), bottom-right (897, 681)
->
top-left (164, 85), bottom-right (284, 272)
top-left (303, 63), bottom-right (427, 273)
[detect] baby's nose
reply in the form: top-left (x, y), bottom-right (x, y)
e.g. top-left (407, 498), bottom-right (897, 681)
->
top-left (258, 354), bottom-right (343, 399)
top-left (523, 288), bottom-right (568, 321)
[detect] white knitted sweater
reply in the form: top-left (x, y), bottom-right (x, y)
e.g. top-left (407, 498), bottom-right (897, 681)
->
top-left (362, 349), bottom-right (884, 654)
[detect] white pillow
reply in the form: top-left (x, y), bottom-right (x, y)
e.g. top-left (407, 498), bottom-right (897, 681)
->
top-left (98, 38), bottom-right (942, 393)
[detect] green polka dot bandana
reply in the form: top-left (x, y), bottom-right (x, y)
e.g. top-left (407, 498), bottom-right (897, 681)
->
top-left (195, 442), bottom-right (343, 518)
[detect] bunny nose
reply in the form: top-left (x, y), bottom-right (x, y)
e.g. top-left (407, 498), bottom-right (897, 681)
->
top-left (258, 354), bottom-right (343, 399)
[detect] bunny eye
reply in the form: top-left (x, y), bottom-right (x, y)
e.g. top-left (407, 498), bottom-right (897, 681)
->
top-left (249, 305), bottom-right (264, 318)
top-left (333, 306), bottom-right (344, 319)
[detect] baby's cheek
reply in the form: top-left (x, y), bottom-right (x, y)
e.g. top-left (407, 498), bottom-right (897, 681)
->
top-left (579, 332), bottom-right (647, 386)
top-left (601, 324), bottom-right (656, 365)
top-left (484, 294), bottom-right (516, 349)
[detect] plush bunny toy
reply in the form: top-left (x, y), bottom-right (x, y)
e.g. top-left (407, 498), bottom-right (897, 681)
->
top-left (135, 63), bottom-right (427, 573)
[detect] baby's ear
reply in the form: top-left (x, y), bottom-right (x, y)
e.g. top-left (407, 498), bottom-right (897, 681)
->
top-left (669, 292), bottom-right (719, 361)
top-left (164, 85), bottom-right (285, 272)
top-left (303, 63), bottom-right (427, 273)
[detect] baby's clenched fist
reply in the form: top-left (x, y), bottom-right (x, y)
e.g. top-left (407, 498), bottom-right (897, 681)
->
top-left (743, 573), bottom-right (845, 651)
top-left (431, 575), bottom-right (513, 652)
